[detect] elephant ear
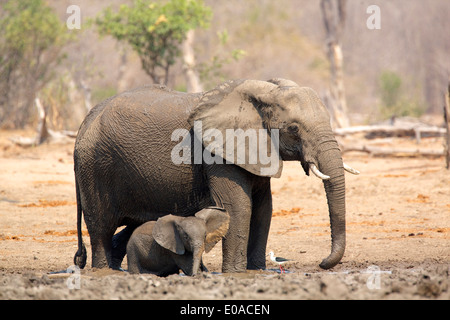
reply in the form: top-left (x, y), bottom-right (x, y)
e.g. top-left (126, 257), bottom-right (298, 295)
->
top-left (188, 79), bottom-right (283, 178)
top-left (195, 207), bottom-right (230, 253)
top-left (152, 215), bottom-right (185, 255)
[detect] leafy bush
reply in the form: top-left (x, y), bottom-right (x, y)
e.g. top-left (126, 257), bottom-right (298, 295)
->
top-left (197, 30), bottom-right (246, 88)
top-left (378, 71), bottom-right (425, 119)
top-left (94, 0), bottom-right (212, 85)
top-left (0, 0), bottom-right (71, 128)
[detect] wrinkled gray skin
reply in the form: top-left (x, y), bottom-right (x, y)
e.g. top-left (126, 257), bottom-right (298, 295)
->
top-left (74, 78), bottom-right (350, 272)
top-left (127, 207), bottom-right (229, 276)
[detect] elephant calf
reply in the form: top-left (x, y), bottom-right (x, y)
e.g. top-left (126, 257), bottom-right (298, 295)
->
top-left (126, 207), bottom-right (229, 276)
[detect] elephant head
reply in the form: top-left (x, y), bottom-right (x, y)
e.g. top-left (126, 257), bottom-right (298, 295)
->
top-left (188, 79), bottom-right (358, 269)
top-left (152, 207), bottom-right (229, 275)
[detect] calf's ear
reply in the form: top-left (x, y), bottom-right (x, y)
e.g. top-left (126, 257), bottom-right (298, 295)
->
top-left (152, 215), bottom-right (185, 255)
top-left (195, 207), bottom-right (230, 253)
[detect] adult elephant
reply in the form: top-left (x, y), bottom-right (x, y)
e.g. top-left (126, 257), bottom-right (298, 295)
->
top-left (73, 78), bottom-right (359, 272)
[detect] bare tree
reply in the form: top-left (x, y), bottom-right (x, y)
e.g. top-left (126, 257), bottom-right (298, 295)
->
top-left (320, 0), bottom-right (350, 128)
top-left (182, 30), bottom-right (203, 93)
top-left (444, 81), bottom-right (450, 169)
top-left (9, 98), bottom-right (76, 147)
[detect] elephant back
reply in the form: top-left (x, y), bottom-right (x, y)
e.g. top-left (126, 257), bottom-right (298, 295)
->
top-left (74, 85), bottom-right (208, 220)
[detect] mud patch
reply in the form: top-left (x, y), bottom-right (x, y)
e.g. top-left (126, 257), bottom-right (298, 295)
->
top-left (0, 262), bottom-right (448, 300)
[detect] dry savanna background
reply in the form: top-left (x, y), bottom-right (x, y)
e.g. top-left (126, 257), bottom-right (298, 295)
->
top-left (0, 0), bottom-right (449, 300)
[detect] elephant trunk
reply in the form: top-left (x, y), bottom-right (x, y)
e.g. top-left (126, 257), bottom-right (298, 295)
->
top-left (314, 140), bottom-right (346, 269)
top-left (188, 244), bottom-right (204, 276)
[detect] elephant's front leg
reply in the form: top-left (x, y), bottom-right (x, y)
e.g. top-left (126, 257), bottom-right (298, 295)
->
top-left (111, 225), bottom-right (137, 270)
top-left (206, 165), bottom-right (253, 273)
top-left (221, 200), bottom-right (252, 273)
top-left (247, 179), bottom-right (272, 270)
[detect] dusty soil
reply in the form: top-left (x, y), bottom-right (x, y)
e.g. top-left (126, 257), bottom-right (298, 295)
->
top-left (0, 130), bottom-right (448, 300)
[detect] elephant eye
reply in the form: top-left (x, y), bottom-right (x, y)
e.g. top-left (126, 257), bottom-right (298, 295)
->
top-left (288, 124), bottom-right (299, 133)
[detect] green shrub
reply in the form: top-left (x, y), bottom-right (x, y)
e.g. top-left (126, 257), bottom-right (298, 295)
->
top-left (378, 71), bottom-right (425, 119)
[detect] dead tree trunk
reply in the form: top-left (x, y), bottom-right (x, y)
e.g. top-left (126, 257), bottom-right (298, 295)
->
top-left (79, 80), bottom-right (92, 112)
top-left (117, 47), bottom-right (129, 93)
top-left (321, 0), bottom-right (349, 128)
top-left (35, 98), bottom-right (50, 144)
top-left (444, 82), bottom-right (450, 169)
top-left (182, 30), bottom-right (203, 93)
top-left (9, 98), bottom-right (76, 146)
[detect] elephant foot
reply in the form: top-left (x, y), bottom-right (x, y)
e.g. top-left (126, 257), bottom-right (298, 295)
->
top-left (247, 253), bottom-right (267, 271)
top-left (222, 263), bottom-right (248, 273)
top-left (246, 264), bottom-right (266, 271)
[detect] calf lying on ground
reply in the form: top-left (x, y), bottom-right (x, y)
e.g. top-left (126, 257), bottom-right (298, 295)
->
top-left (127, 207), bottom-right (229, 276)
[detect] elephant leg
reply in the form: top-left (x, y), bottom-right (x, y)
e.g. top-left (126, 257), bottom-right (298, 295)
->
top-left (85, 212), bottom-right (117, 269)
top-left (206, 165), bottom-right (253, 273)
top-left (247, 179), bottom-right (272, 270)
top-left (90, 231), bottom-right (113, 269)
top-left (111, 225), bottom-right (138, 270)
top-left (221, 201), bottom-right (252, 273)
top-left (200, 259), bottom-right (208, 273)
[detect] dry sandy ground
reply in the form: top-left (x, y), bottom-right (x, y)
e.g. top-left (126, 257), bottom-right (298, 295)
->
top-left (0, 130), bottom-right (448, 300)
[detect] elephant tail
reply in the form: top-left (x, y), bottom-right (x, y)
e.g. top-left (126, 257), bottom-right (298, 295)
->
top-left (73, 179), bottom-right (87, 269)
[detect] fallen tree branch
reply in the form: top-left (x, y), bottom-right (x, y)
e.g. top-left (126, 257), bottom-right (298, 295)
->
top-left (334, 124), bottom-right (446, 140)
top-left (341, 144), bottom-right (445, 158)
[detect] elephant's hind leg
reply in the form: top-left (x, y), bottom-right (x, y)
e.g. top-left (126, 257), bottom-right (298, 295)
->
top-left (86, 216), bottom-right (118, 269)
top-left (89, 232), bottom-right (113, 269)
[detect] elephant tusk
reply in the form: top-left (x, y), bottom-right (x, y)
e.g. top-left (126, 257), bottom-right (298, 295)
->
top-left (310, 164), bottom-right (331, 180)
top-left (343, 163), bottom-right (360, 175)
